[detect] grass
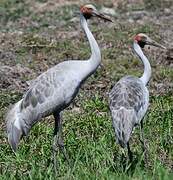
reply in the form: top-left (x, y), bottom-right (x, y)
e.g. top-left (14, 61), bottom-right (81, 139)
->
top-left (0, 0), bottom-right (173, 179)
top-left (1, 92), bottom-right (173, 179)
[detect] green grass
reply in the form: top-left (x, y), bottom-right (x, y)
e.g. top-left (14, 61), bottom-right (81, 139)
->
top-left (1, 91), bottom-right (173, 179)
top-left (1, 0), bottom-right (173, 179)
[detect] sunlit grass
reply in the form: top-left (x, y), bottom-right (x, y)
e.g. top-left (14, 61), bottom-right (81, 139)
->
top-left (1, 91), bottom-right (173, 179)
top-left (0, 0), bottom-right (173, 179)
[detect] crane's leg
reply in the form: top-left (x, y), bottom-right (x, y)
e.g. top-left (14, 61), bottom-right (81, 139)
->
top-left (52, 112), bottom-right (70, 173)
top-left (127, 142), bottom-right (133, 162)
top-left (139, 121), bottom-right (148, 165)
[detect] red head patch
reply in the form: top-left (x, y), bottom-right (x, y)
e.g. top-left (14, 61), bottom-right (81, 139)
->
top-left (80, 5), bottom-right (93, 19)
top-left (80, 6), bottom-right (92, 15)
top-left (134, 35), bottom-right (142, 42)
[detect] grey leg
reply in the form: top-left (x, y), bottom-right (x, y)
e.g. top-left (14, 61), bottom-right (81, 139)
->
top-left (52, 112), bottom-right (70, 174)
top-left (52, 112), bottom-right (60, 175)
top-left (139, 121), bottom-right (148, 165)
top-left (127, 142), bottom-right (133, 162)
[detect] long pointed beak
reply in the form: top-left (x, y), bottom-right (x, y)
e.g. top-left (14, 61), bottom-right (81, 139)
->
top-left (146, 39), bottom-right (166, 49)
top-left (92, 10), bottom-right (113, 22)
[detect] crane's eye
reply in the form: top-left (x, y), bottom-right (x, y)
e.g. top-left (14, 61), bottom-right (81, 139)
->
top-left (138, 37), bottom-right (147, 48)
top-left (85, 7), bottom-right (93, 14)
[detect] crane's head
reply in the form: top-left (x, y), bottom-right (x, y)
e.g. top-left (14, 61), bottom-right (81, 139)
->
top-left (134, 33), bottom-right (166, 49)
top-left (80, 4), bottom-right (113, 22)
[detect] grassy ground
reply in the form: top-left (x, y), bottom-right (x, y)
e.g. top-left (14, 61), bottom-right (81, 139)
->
top-left (0, 0), bottom-right (173, 179)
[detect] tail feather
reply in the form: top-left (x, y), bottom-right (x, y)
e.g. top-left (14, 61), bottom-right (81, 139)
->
top-left (111, 107), bottom-right (137, 148)
top-left (6, 100), bottom-right (23, 152)
top-left (8, 125), bottom-right (22, 152)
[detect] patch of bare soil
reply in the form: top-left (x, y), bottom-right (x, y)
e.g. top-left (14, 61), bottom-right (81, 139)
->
top-left (0, 64), bottom-right (35, 92)
top-left (28, 0), bottom-right (79, 13)
top-left (0, 0), bottom-right (173, 95)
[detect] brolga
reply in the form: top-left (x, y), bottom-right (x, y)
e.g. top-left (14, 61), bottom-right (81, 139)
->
top-left (6, 4), bottom-right (112, 169)
top-left (109, 33), bottom-right (166, 162)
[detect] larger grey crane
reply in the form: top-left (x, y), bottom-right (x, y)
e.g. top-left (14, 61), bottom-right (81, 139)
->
top-left (6, 4), bottom-right (112, 167)
top-left (109, 33), bottom-right (165, 162)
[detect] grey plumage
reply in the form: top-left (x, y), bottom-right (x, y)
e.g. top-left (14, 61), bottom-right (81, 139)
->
top-left (108, 33), bottom-right (165, 161)
top-left (6, 4), bottom-right (112, 153)
top-left (6, 61), bottom-right (85, 150)
top-left (109, 75), bottom-right (149, 148)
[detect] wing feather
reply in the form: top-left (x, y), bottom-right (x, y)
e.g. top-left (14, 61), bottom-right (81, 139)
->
top-left (109, 76), bottom-right (149, 147)
top-left (109, 76), bottom-right (147, 118)
top-left (21, 72), bottom-right (55, 109)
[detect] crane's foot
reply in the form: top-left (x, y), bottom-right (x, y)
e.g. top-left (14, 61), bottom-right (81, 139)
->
top-left (127, 142), bottom-right (133, 163)
top-left (120, 144), bottom-right (133, 172)
top-left (52, 135), bottom-right (71, 168)
top-left (140, 138), bottom-right (148, 167)
top-left (52, 135), bottom-right (59, 176)
top-left (58, 138), bottom-right (71, 166)
top-left (139, 122), bottom-right (148, 167)
top-left (120, 148), bottom-right (127, 171)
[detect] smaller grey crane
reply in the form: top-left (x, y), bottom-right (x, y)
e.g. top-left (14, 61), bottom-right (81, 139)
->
top-left (109, 33), bottom-right (166, 162)
top-left (6, 4), bottom-right (112, 170)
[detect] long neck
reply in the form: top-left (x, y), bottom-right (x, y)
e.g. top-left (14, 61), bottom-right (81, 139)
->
top-left (133, 42), bottom-right (151, 85)
top-left (80, 14), bottom-right (101, 74)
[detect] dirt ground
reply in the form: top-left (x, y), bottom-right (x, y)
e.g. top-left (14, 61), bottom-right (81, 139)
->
top-left (0, 0), bottom-right (173, 95)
